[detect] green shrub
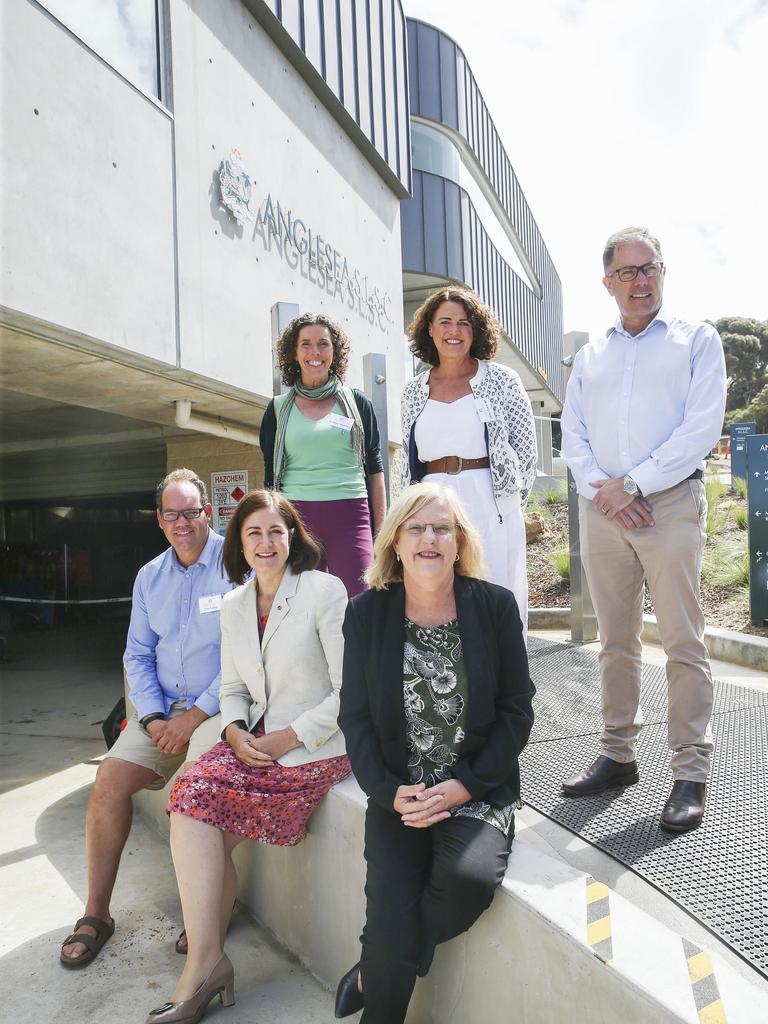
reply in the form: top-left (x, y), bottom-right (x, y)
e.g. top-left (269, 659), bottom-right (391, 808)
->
top-left (702, 539), bottom-right (749, 589)
top-left (732, 476), bottom-right (747, 499)
top-left (732, 505), bottom-right (748, 530)
top-left (548, 545), bottom-right (570, 583)
top-left (543, 485), bottom-right (567, 505)
top-left (527, 490), bottom-right (551, 524)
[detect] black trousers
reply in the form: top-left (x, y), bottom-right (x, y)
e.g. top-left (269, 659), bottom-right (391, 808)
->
top-left (358, 801), bottom-right (513, 1024)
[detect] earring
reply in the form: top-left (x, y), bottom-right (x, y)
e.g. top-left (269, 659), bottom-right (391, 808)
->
top-left (455, 553), bottom-right (459, 562)
top-left (395, 553), bottom-right (401, 562)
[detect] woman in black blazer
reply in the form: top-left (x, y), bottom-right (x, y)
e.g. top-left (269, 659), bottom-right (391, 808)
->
top-left (335, 482), bottom-right (534, 1023)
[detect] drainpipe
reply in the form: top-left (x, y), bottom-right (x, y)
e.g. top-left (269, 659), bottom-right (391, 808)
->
top-left (173, 400), bottom-right (260, 446)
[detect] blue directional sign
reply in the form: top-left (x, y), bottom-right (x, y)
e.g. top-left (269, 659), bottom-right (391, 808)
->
top-left (746, 434), bottom-right (768, 625)
top-left (731, 421), bottom-right (757, 484)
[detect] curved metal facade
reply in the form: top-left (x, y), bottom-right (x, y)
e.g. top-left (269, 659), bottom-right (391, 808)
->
top-left (248, 0), bottom-right (411, 196)
top-left (402, 19), bottom-right (564, 403)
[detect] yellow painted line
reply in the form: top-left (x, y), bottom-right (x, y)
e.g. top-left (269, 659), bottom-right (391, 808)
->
top-left (687, 950), bottom-right (714, 985)
top-left (585, 875), bottom-right (612, 965)
top-left (698, 1001), bottom-right (727, 1024)
top-left (587, 915), bottom-right (612, 946)
top-left (682, 938), bottom-right (728, 1024)
top-left (586, 880), bottom-right (609, 904)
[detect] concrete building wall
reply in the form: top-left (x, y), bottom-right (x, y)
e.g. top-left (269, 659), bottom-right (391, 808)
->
top-left (2, 0), bottom-right (407, 443)
top-left (0, 0), bottom-right (177, 365)
top-left (170, 0), bottom-right (407, 426)
top-left (165, 433), bottom-right (265, 503)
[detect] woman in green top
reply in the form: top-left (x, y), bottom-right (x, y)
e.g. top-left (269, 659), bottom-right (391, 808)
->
top-left (260, 313), bottom-right (386, 597)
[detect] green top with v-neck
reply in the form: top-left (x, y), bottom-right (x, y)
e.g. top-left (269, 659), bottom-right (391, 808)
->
top-left (277, 394), bottom-right (367, 500)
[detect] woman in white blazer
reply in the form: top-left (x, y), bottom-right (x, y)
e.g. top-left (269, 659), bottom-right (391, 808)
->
top-left (146, 490), bottom-right (350, 1024)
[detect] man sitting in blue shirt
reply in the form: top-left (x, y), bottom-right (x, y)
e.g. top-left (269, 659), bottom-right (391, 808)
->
top-left (60, 468), bottom-right (235, 968)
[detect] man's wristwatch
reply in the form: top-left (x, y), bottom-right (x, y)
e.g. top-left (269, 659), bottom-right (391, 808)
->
top-left (623, 475), bottom-right (641, 497)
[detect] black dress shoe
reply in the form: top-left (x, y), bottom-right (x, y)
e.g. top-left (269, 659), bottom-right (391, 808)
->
top-left (561, 755), bottom-right (639, 796)
top-left (335, 963), bottom-right (363, 1018)
top-left (660, 781), bottom-right (706, 833)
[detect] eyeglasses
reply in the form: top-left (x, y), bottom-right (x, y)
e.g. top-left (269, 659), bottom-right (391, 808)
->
top-left (402, 523), bottom-right (456, 539)
top-left (607, 262), bottom-right (664, 283)
top-left (160, 507), bottom-right (206, 522)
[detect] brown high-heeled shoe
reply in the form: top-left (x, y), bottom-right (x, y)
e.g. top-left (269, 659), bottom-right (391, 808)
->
top-left (145, 953), bottom-right (235, 1024)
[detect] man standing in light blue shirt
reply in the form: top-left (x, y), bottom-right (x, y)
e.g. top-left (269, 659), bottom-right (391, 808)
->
top-left (560, 227), bottom-right (726, 833)
top-left (60, 468), bottom-right (235, 968)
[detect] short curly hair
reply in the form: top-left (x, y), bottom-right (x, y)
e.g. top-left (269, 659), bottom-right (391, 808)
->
top-left (276, 312), bottom-right (351, 386)
top-left (407, 287), bottom-right (500, 366)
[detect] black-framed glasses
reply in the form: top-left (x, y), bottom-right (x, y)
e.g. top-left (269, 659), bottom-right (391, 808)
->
top-left (607, 262), bottom-right (664, 283)
top-left (160, 507), bottom-right (206, 522)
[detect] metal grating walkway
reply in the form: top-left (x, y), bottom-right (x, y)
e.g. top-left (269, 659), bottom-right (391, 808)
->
top-left (521, 637), bottom-right (768, 979)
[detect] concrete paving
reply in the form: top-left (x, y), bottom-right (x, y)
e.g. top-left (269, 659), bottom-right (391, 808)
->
top-left (0, 621), bottom-right (335, 1024)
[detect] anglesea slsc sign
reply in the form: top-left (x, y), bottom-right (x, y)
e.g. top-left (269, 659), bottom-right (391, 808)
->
top-left (746, 434), bottom-right (768, 625)
top-left (218, 149), bottom-right (393, 332)
top-left (730, 421), bottom-right (757, 483)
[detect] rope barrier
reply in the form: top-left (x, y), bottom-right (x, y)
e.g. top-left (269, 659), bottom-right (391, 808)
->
top-left (0, 596), bottom-right (131, 605)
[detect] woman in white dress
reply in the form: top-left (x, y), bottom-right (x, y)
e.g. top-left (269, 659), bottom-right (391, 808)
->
top-left (400, 286), bottom-right (537, 630)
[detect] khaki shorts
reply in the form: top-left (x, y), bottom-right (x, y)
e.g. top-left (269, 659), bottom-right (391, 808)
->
top-left (104, 702), bottom-right (222, 790)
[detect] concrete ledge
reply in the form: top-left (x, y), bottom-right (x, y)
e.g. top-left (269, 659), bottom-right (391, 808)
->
top-left (136, 777), bottom-right (767, 1023)
top-left (528, 608), bottom-right (768, 671)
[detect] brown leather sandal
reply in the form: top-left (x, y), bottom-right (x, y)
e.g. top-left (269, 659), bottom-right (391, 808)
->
top-left (60, 915), bottom-right (115, 969)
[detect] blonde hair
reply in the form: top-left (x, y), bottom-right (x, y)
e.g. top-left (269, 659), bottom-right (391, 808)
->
top-left (365, 482), bottom-right (488, 590)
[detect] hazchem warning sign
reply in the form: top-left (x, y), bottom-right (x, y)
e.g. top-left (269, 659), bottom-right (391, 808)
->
top-left (211, 470), bottom-right (248, 535)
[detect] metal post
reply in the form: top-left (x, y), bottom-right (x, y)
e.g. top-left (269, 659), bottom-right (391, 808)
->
top-left (270, 302), bottom-right (300, 396)
top-left (563, 332), bottom-right (598, 643)
top-left (362, 353), bottom-right (390, 502)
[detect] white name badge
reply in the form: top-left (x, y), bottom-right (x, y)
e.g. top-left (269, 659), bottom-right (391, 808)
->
top-left (198, 593), bottom-right (223, 614)
top-left (474, 397), bottom-right (495, 423)
top-left (328, 413), bottom-right (354, 432)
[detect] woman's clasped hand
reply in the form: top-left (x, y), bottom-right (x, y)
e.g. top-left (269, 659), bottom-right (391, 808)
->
top-left (224, 721), bottom-right (299, 766)
top-left (394, 779), bottom-right (472, 827)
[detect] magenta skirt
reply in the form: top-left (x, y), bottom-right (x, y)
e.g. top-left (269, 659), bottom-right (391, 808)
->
top-left (291, 497), bottom-right (372, 597)
top-left (167, 741), bottom-right (351, 846)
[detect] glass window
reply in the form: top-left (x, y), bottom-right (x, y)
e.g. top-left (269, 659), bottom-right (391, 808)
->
top-left (411, 120), bottom-right (540, 296)
top-left (40, 0), bottom-right (162, 100)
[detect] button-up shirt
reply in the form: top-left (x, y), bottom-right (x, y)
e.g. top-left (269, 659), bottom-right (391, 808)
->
top-left (561, 307), bottom-right (727, 499)
top-left (123, 529), bottom-right (236, 720)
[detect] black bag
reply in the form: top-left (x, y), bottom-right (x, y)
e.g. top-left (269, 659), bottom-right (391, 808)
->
top-left (102, 697), bottom-right (127, 749)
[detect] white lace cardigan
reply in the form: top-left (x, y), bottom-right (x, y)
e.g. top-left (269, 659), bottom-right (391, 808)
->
top-left (400, 359), bottom-right (538, 516)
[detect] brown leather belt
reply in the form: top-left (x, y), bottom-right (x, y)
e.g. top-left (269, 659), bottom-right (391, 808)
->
top-left (425, 456), bottom-right (490, 475)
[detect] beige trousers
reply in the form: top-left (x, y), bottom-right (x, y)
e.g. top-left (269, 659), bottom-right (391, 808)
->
top-left (579, 479), bottom-right (713, 782)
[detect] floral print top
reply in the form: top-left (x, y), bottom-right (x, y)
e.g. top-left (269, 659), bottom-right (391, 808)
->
top-left (403, 618), bottom-right (514, 837)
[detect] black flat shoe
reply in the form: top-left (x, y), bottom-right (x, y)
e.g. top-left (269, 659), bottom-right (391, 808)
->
top-left (561, 755), bottom-right (639, 796)
top-left (335, 963), bottom-right (363, 1018)
top-left (660, 781), bottom-right (706, 833)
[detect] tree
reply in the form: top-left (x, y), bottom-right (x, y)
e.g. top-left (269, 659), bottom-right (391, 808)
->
top-left (712, 317), bottom-right (768, 412)
top-left (726, 382), bottom-right (768, 433)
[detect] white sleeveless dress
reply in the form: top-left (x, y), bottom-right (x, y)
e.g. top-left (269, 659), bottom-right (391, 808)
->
top-left (414, 395), bottom-right (528, 631)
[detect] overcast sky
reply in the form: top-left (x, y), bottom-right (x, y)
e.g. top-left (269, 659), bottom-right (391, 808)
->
top-left (404, 0), bottom-right (768, 340)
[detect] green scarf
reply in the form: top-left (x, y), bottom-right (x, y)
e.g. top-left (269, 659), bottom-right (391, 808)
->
top-left (272, 374), bottom-right (366, 491)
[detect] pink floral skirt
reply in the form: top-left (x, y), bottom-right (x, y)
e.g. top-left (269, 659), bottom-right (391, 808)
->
top-left (167, 740), bottom-right (351, 846)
